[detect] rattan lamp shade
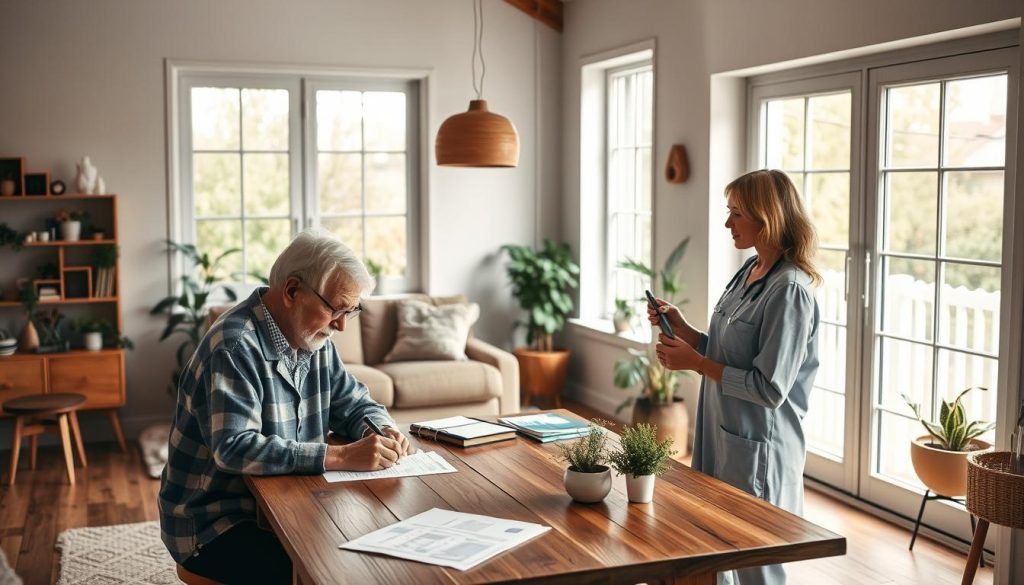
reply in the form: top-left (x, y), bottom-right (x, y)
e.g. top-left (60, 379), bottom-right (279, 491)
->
top-left (435, 100), bottom-right (520, 167)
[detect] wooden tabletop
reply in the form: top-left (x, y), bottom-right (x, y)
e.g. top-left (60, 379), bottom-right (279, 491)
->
top-left (245, 409), bottom-right (845, 585)
top-left (2, 392), bottom-right (86, 414)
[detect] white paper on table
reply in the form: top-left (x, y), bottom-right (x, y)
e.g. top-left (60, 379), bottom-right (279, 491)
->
top-left (323, 451), bottom-right (456, 483)
top-left (339, 508), bottom-right (550, 571)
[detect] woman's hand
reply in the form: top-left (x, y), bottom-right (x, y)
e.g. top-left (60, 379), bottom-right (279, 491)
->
top-left (656, 333), bottom-right (704, 372)
top-left (647, 296), bottom-right (685, 332)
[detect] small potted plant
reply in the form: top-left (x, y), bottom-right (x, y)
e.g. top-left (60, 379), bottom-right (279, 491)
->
top-left (557, 420), bottom-right (611, 503)
top-left (612, 298), bottom-right (635, 334)
top-left (55, 209), bottom-right (88, 242)
top-left (74, 317), bottom-right (111, 351)
top-left (902, 386), bottom-right (995, 497)
top-left (607, 423), bottom-right (677, 503)
top-left (364, 257), bottom-right (383, 294)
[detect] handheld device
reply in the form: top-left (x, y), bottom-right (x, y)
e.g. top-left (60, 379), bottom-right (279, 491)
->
top-left (645, 290), bottom-right (675, 339)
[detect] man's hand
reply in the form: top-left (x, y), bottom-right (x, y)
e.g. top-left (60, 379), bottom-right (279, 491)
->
top-left (381, 426), bottom-right (413, 456)
top-left (325, 434), bottom-right (402, 471)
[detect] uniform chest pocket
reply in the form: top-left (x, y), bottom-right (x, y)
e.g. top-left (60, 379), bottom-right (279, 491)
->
top-left (713, 307), bottom-right (759, 366)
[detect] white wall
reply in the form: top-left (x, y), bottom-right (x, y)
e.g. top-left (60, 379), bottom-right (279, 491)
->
top-left (0, 0), bottom-right (559, 437)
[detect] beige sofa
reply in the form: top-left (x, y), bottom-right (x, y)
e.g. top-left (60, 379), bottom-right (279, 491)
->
top-left (209, 294), bottom-right (520, 422)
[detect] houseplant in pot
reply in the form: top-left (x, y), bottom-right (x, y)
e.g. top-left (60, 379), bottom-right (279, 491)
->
top-left (557, 420), bottom-right (611, 503)
top-left (612, 298), bottom-right (635, 334)
top-left (613, 236), bottom-right (691, 452)
top-left (902, 386), bottom-right (994, 497)
top-left (55, 209), bottom-right (87, 242)
top-left (501, 239), bottom-right (580, 407)
top-left (607, 422), bottom-right (676, 503)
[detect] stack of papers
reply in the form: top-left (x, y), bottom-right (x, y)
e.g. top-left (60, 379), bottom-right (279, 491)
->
top-left (340, 508), bottom-right (550, 571)
top-left (410, 416), bottom-right (516, 447)
top-left (323, 451), bottom-right (457, 483)
top-left (498, 413), bottom-right (592, 443)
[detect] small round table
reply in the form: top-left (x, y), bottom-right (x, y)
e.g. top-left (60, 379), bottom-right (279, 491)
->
top-left (3, 392), bottom-right (88, 485)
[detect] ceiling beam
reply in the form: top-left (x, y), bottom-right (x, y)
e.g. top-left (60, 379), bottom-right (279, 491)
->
top-left (503, 0), bottom-right (563, 32)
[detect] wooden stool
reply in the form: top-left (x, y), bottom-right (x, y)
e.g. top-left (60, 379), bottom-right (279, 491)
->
top-left (3, 393), bottom-right (88, 486)
top-left (176, 564), bottom-right (225, 585)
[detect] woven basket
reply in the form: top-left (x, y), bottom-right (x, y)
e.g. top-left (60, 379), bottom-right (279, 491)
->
top-left (966, 451), bottom-right (1024, 529)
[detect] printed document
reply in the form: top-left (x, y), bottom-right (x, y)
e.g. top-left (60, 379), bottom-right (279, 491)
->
top-left (323, 451), bottom-right (456, 483)
top-left (339, 508), bottom-right (550, 571)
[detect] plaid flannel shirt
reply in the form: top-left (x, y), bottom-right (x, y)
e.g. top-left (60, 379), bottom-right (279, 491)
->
top-left (158, 288), bottom-right (395, 564)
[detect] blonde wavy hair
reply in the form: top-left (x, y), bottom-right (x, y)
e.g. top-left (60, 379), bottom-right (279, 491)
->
top-left (725, 169), bottom-right (822, 285)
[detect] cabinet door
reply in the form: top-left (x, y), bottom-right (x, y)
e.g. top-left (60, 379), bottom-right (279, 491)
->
top-left (48, 352), bottom-right (124, 409)
top-left (0, 358), bottom-right (46, 408)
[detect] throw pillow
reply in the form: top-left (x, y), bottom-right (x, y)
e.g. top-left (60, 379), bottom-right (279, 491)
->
top-left (383, 299), bottom-right (480, 362)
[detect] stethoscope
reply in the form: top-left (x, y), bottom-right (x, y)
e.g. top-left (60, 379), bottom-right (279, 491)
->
top-left (718, 256), bottom-right (785, 325)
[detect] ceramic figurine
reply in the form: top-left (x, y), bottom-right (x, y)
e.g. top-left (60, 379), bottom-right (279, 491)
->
top-left (94, 176), bottom-right (106, 195)
top-left (75, 156), bottom-right (98, 194)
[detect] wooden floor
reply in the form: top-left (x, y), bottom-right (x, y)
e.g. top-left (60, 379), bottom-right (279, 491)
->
top-left (0, 408), bottom-right (993, 585)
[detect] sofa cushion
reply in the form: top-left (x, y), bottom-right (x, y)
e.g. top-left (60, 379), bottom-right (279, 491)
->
top-left (383, 300), bottom-right (480, 362)
top-left (330, 314), bottom-right (364, 364)
top-left (375, 360), bottom-right (502, 408)
top-left (360, 294), bottom-right (467, 365)
top-left (343, 363), bottom-right (394, 407)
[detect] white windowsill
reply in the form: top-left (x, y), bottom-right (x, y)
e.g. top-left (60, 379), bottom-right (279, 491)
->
top-left (567, 318), bottom-right (653, 351)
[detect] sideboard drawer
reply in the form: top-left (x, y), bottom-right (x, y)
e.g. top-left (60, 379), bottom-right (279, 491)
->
top-left (49, 353), bottom-right (124, 409)
top-left (0, 358), bottom-right (46, 406)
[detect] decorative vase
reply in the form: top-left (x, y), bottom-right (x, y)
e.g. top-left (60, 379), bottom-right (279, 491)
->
top-left (83, 331), bottom-right (103, 351)
top-left (60, 220), bottom-right (82, 242)
top-left (20, 320), bottom-right (39, 352)
top-left (0, 179), bottom-right (15, 196)
top-left (563, 465), bottom-right (612, 503)
top-left (612, 314), bottom-right (632, 334)
top-left (910, 435), bottom-right (992, 497)
top-left (625, 474), bottom-right (657, 503)
top-left (513, 347), bottom-right (571, 408)
top-left (632, 396), bottom-right (689, 456)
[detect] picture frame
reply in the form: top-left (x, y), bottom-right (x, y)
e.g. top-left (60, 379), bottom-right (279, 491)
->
top-left (24, 171), bottom-right (50, 196)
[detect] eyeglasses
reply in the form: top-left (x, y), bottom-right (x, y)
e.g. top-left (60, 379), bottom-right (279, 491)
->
top-left (298, 280), bottom-right (362, 321)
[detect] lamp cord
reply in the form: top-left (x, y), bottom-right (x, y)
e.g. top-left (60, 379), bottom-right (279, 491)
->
top-left (471, 0), bottom-right (486, 100)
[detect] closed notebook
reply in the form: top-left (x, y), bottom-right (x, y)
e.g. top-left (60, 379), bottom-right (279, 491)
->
top-left (498, 413), bottom-right (591, 438)
top-left (410, 416), bottom-right (516, 447)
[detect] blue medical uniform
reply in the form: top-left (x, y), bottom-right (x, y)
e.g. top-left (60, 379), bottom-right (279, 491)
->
top-left (692, 256), bottom-right (820, 585)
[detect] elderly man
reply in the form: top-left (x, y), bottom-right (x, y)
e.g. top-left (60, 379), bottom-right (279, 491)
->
top-left (158, 229), bottom-right (411, 584)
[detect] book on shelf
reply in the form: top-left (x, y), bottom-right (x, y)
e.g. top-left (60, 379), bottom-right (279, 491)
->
top-left (498, 413), bottom-right (593, 442)
top-left (409, 416), bottom-right (516, 448)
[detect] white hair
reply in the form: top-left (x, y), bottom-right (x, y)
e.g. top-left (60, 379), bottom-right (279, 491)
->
top-left (268, 229), bottom-right (376, 296)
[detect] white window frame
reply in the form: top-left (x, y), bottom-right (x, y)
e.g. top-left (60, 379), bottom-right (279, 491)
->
top-left (165, 61), bottom-right (427, 297)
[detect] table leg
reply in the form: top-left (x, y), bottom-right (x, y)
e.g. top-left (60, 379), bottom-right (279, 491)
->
top-left (961, 518), bottom-right (989, 585)
top-left (57, 414), bottom-right (76, 485)
top-left (68, 410), bottom-right (88, 467)
top-left (8, 416), bottom-right (23, 485)
top-left (30, 435), bottom-right (37, 470)
top-left (106, 409), bottom-right (127, 452)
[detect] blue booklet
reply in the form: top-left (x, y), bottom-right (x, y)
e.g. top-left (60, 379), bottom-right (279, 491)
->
top-left (498, 413), bottom-right (591, 439)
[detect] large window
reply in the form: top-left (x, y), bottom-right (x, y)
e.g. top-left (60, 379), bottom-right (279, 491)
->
top-left (750, 42), bottom-right (1016, 543)
top-left (606, 64), bottom-right (654, 317)
top-left (176, 71), bottom-right (419, 291)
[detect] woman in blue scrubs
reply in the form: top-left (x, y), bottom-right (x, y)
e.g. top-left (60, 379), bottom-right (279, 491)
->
top-left (649, 169), bottom-right (821, 585)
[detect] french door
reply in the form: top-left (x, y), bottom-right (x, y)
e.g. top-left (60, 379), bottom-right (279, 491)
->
top-left (751, 45), bottom-right (1017, 543)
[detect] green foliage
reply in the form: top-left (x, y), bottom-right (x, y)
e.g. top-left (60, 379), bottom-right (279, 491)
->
top-left (364, 257), bottom-right (383, 276)
top-left (55, 209), bottom-right (88, 223)
top-left (72, 317), bottom-right (134, 350)
top-left (614, 298), bottom-right (635, 319)
top-left (94, 245), bottom-right (119, 269)
top-left (501, 240), bottom-right (580, 352)
top-left (556, 420), bottom-right (609, 473)
top-left (151, 240), bottom-right (239, 395)
top-left (607, 423), bottom-right (677, 477)
top-left (17, 282), bottom-right (37, 316)
top-left (614, 236), bottom-right (690, 410)
top-left (0, 223), bottom-right (24, 250)
top-left (901, 386), bottom-right (995, 451)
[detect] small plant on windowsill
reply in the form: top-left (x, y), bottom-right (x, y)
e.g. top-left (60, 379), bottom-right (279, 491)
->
top-left (612, 298), bottom-right (636, 334)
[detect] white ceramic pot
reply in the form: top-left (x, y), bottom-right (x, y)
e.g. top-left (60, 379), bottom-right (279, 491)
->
top-left (625, 474), bottom-right (657, 503)
top-left (61, 221), bottom-right (82, 242)
top-left (612, 314), bottom-right (632, 333)
top-left (564, 465), bottom-right (612, 503)
top-left (83, 331), bottom-right (103, 351)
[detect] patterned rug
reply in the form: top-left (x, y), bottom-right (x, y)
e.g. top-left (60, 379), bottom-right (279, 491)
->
top-left (55, 521), bottom-right (180, 585)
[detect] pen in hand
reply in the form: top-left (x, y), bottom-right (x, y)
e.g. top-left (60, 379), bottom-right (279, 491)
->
top-left (364, 416), bottom-right (405, 463)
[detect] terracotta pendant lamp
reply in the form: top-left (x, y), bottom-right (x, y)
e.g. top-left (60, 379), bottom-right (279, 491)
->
top-left (435, 0), bottom-right (520, 167)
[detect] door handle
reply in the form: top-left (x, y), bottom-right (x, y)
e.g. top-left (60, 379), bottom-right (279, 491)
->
top-left (844, 253), bottom-right (852, 301)
top-left (863, 251), bottom-right (872, 309)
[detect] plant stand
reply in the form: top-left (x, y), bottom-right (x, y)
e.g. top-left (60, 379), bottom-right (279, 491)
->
top-left (908, 489), bottom-right (982, 569)
top-left (962, 451), bottom-right (1024, 585)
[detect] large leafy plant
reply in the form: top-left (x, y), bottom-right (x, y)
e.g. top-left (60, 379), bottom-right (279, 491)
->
top-left (613, 237), bottom-right (690, 410)
top-left (151, 241), bottom-right (239, 395)
top-left (501, 240), bottom-right (580, 352)
top-left (901, 386), bottom-right (995, 451)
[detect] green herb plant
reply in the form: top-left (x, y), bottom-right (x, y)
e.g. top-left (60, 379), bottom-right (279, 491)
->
top-left (607, 423), bottom-right (677, 477)
top-left (901, 386), bottom-right (995, 451)
top-left (556, 420), bottom-right (610, 473)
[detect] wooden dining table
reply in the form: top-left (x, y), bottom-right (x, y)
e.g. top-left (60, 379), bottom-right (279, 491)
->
top-left (245, 409), bottom-right (845, 584)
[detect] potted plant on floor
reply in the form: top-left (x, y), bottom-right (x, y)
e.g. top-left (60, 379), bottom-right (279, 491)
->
top-left (607, 422), bottom-right (676, 503)
top-left (902, 386), bottom-right (994, 497)
top-left (613, 236), bottom-right (691, 452)
top-left (557, 420), bottom-right (611, 503)
top-left (501, 239), bottom-right (580, 407)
